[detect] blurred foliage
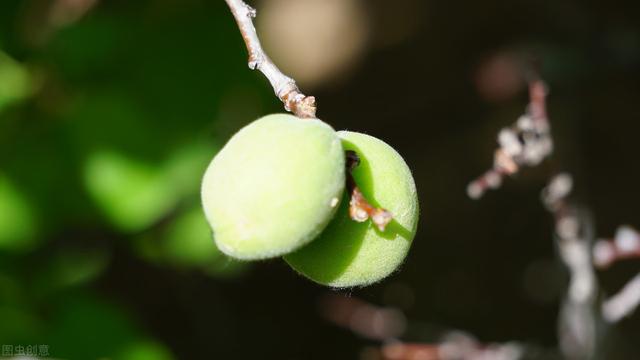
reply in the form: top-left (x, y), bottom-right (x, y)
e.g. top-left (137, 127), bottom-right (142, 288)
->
top-left (0, 1), bottom-right (258, 358)
top-left (0, 51), bottom-right (33, 112)
top-left (43, 294), bottom-right (173, 359)
top-left (0, 173), bottom-right (38, 251)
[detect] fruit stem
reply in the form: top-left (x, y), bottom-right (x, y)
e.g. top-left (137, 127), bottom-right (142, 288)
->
top-left (224, 0), bottom-right (317, 119)
top-left (345, 151), bottom-right (393, 231)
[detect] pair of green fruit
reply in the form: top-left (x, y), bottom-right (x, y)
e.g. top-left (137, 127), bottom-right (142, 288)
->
top-left (201, 114), bottom-right (418, 287)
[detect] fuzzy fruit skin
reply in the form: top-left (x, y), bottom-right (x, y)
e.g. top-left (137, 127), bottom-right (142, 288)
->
top-left (285, 131), bottom-right (419, 287)
top-left (201, 114), bottom-right (345, 260)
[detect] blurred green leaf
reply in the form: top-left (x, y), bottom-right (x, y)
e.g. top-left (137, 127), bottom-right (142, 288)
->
top-left (65, 92), bottom-right (163, 158)
top-left (0, 305), bottom-right (43, 343)
top-left (0, 51), bottom-right (33, 114)
top-left (83, 139), bottom-right (216, 232)
top-left (47, 294), bottom-right (173, 360)
top-left (133, 204), bottom-right (249, 277)
top-left (162, 206), bottom-right (220, 266)
top-left (161, 206), bottom-right (249, 277)
top-left (164, 140), bottom-right (218, 197)
top-left (33, 248), bottom-right (109, 294)
top-left (115, 339), bottom-right (174, 360)
top-left (0, 173), bottom-right (38, 252)
top-left (84, 150), bottom-right (177, 232)
top-left (48, 16), bottom-right (123, 79)
top-left (0, 272), bottom-right (22, 305)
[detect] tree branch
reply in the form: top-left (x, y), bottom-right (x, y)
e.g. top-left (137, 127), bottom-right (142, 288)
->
top-left (467, 79), bottom-right (553, 199)
top-left (224, 0), bottom-right (317, 118)
top-left (602, 273), bottom-right (640, 323)
top-left (593, 226), bottom-right (640, 269)
top-left (542, 173), bottom-right (598, 359)
top-left (320, 294), bottom-right (542, 360)
top-left (594, 226), bottom-right (640, 322)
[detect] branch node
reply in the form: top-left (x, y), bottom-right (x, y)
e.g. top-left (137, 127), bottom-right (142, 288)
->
top-left (244, 3), bottom-right (256, 18)
top-left (248, 56), bottom-right (262, 70)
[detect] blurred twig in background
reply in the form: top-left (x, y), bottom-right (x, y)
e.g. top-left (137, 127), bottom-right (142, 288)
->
top-left (593, 226), bottom-right (640, 271)
top-left (469, 74), bottom-right (640, 358)
top-left (321, 293), bottom-right (557, 360)
top-left (467, 79), bottom-right (553, 200)
top-left (542, 173), bottom-right (598, 359)
top-left (321, 76), bottom-right (640, 360)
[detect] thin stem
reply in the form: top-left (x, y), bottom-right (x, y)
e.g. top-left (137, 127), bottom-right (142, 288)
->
top-left (602, 273), bottom-right (640, 323)
top-left (593, 226), bottom-right (640, 269)
top-left (542, 174), bottom-right (598, 359)
top-left (224, 0), bottom-right (317, 118)
top-left (345, 151), bottom-right (393, 231)
top-left (528, 79), bottom-right (548, 125)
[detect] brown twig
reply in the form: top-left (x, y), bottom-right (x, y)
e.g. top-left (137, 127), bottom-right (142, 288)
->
top-left (345, 151), bottom-right (393, 231)
top-left (320, 294), bottom-right (526, 360)
top-left (474, 75), bottom-right (640, 358)
top-left (601, 273), bottom-right (640, 323)
top-left (321, 294), bottom-right (529, 360)
top-left (593, 226), bottom-right (640, 269)
top-left (320, 294), bottom-right (406, 341)
top-left (380, 338), bottom-right (524, 360)
top-left (593, 226), bottom-right (640, 322)
top-left (224, 0), bottom-right (317, 118)
top-left (542, 173), bottom-right (598, 359)
top-left (379, 342), bottom-right (441, 360)
top-left (467, 78), bottom-right (553, 199)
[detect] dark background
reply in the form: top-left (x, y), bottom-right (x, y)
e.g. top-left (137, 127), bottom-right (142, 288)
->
top-left (0, 0), bottom-right (639, 359)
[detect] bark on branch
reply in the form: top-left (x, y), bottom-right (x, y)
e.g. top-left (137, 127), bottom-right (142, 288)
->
top-left (224, 0), bottom-right (317, 118)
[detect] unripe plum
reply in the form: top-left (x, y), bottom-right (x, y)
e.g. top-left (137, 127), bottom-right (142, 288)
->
top-left (201, 114), bottom-right (345, 260)
top-left (285, 131), bottom-right (419, 287)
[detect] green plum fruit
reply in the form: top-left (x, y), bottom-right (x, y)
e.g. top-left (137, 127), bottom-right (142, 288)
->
top-left (285, 131), bottom-right (419, 287)
top-left (201, 114), bottom-right (345, 260)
